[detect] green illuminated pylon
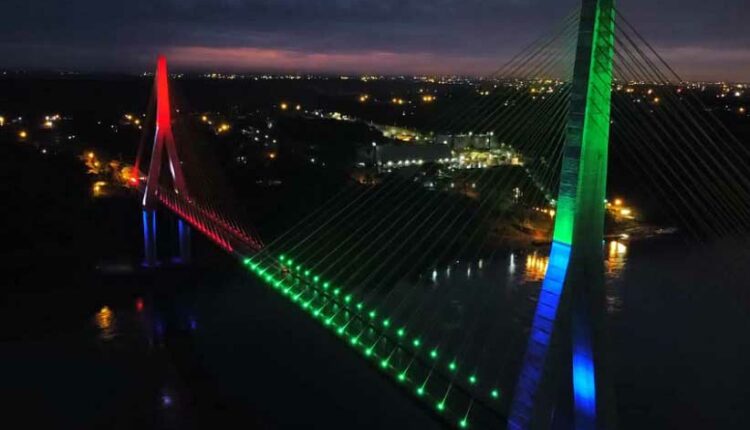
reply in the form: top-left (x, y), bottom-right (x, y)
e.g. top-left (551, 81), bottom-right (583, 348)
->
top-left (553, 0), bottom-right (615, 248)
top-left (510, 0), bottom-right (617, 429)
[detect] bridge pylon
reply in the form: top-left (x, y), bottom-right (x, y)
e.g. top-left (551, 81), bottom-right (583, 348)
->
top-left (140, 55), bottom-right (191, 266)
top-left (510, 0), bottom-right (616, 429)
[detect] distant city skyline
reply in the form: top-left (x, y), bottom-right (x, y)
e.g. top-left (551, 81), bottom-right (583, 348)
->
top-left (1, 0), bottom-right (749, 81)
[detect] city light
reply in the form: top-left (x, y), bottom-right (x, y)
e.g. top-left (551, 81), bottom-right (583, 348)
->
top-left (18, 130), bottom-right (27, 139)
top-left (280, 102), bottom-right (289, 110)
top-left (92, 181), bottom-right (108, 197)
top-left (609, 240), bottom-right (628, 258)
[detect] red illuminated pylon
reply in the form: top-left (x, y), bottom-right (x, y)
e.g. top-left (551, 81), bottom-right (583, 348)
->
top-left (142, 55), bottom-right (188, 209)
top-left (141, 55), bottom-right (191, 266)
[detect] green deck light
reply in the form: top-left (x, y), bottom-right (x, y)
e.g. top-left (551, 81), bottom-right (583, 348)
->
top-left (333, 288), bottom-right (341, 296)
top-left (350, 336), bottom-right (359, 345)
top-left (337, 327), bottom-right (345, 335)
top-left (304, 270), bottom-right (310, 277)
top-left (344, 295), bottom-right (352, 303)
top-left (382, 319), bottom-right (390, 328)
top-left (469, 375), bottom-right (477, 385)
top-left (243, 258), bottom-right (251, 265)
top-left (325, 317), bottom-right (335, 326)
top-left (356, 302), bottom-right (364, 310)
top-left (430, 349), bottom-right (439, 359)
top-left (412, 338), bottom-right (421, 348)
top-left (416, 387), bottom-right (425, 396)
top-left (491, 389), bottom-right (500, 399)
top-left (369, 310), bottom-right (377, 319)
top-left (397, 328), bottom-right (405, 337)
top-left (278, 255), bottom-right (285, 261)
top-left (449, 361), bottom-right (457, 372)
top-left (365, 347), bottom-right (374, 356)
top-left (459, 419), bottom-right (468, 428)
top-left (436, 402), bottom-right (445, 412)
top-left (296, 265), bottom-right (301, 271)
top-left (398, 372), bottom-right (407, 382)
top-left (380, 359), bottom-right (389, 369)
top-left (322, 282), bottom-right (330, 289)
top-left (313, 275), bottom-right (319, 283)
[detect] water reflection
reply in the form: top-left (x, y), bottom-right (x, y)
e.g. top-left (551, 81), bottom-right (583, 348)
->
top-left (94, 306), bottom-right (116, 341)
top-left (606, 240), bottom-right (629, 314)
top-left (518, 241), bottom-right (629, 284)
top-left (524, 252), bottom-right (549, 282)
top-left (86, 293), bottom-right (203, 427)
top-left (606, 240), bottom-right (628, 279)
top-left (161, 390), bottom-right (174, 408)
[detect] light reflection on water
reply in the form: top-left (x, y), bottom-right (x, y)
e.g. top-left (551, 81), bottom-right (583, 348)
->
top-left (605, 240), bottom-right (629, 314)
top-left (94, 306), bottom-right (117, 341)
top-left (606, 240), bottom-right (628, 278)
top-left (65, 236), bottom-right (748, 429)
top-left (524, 251), bottom-right (549, 282)
top-left (519, 240), bottom-right (629, 314)
top-left (425, 240), bottom-right (630, 296)
top-left (83, 239), bottom-right (632, 426)
top-left (87, 295), bottom-right (200, 426)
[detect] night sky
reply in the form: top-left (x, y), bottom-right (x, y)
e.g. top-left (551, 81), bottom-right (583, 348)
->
top-left (1, 0), bottom-right (748, 80)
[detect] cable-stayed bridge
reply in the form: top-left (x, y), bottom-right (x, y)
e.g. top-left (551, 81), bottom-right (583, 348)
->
top-left (129, 1), bottom-right (750, 428)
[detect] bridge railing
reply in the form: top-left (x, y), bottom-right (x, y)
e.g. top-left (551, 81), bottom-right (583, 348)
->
top-left (149, 184), bottom-right (263, 255)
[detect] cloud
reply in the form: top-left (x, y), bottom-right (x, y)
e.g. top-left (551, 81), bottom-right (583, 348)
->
top-left (1, 0), bottom-right (748, 80)
top-left (166, 45), bottom-right (501, 75)
top-left (654, 46), bottom-right (750, 81)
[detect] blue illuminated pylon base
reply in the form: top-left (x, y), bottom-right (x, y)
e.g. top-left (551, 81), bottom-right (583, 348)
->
top-left (508, 242), bottom-right (571, 430)
top-left (142, 209), bottom-right (192, 267)
top-left (142, 209), bottom-right (158, 267)
top-left (176, 219), bottom-right (191, 264)
top-left (508, 241), bottom-right (615, 430)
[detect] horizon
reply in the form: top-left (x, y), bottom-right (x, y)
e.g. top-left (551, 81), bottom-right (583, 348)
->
top-left (2, 67), bottom-right (748, 85)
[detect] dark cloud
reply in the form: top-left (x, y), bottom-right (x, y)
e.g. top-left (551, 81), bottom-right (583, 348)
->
top-left (0, 0), bottom-right (748, 80)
